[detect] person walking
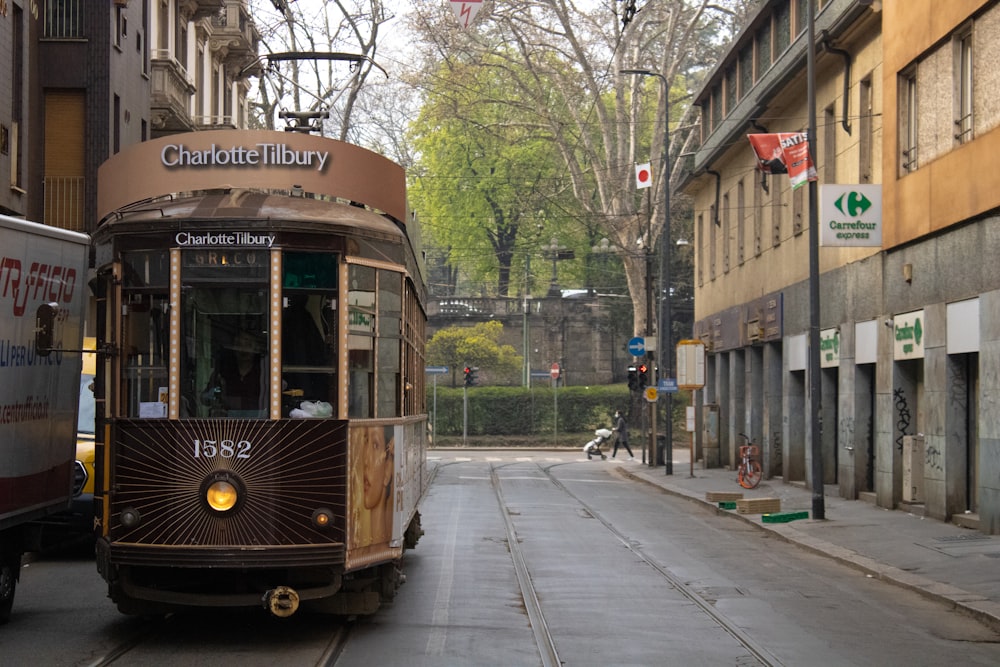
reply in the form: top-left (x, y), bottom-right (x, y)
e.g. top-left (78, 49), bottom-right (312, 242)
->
top-left (611, 410), bottom-right (634, 460)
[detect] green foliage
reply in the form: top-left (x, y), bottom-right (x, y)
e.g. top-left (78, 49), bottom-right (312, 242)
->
top-left (407, 54), bottom-right (587, 298)
top-left (427, 321), bottom-right (523, 387)
top-left (427, 384), bottom-right (630, 437)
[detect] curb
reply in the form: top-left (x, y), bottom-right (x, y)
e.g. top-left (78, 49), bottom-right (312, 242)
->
top-left (618, 467), bottom-right (1000, 635)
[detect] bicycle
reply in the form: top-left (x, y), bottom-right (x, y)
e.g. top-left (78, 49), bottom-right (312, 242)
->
top-left (736, 433), bottom-right (763, 489)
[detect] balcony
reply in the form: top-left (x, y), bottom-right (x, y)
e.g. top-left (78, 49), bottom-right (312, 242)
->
top-left (150, 53), bottom-right (196, 135)
top-left (44, 177), bottom-right (86, 232)
top-left (210, 2), bottom-right (260, 72)
top-left (178, 0), bottom-right (226, 22)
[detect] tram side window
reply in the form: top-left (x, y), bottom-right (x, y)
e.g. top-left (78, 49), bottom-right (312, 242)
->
top-left (121, 251), bottom-right (170, 418)
top-left (377, 269), bottom-right (402, 418)
top-left (282, 252), bottom-right (337, 416)
top-left (348, 265), bottom-right (376, 418)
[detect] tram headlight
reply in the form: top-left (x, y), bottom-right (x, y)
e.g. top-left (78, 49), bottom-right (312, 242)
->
top-left (201, 472), bottom-right (244, 514)
top-left (207, 480), bottom-right (238, 512)
top-left (312, 507), bottom-right (334, 529)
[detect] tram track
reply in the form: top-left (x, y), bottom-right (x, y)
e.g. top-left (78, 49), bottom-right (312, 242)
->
top-left (489, 460), bottom-right (785, 667)
top-left (85, 612), bottom-right (353, 666)
top-left (489, 463), bottom-right (562, 667)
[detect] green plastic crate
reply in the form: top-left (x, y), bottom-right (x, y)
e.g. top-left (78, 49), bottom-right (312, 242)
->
top-left (718, 501), bottom-right (737, 510)
top-left (762, 510), bottom-right (809, 523)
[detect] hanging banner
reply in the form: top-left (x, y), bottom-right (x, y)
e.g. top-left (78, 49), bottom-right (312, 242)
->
top-left (635, 162), bottom-right (652, 189)
top-left (450, 1), bottom-right (484, 29)
top-left (747, 132), bottom-right (817, 189)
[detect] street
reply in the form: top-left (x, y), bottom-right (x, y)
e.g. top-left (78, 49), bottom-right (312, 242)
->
top-left (4, 449), bottom-right (1000, 666)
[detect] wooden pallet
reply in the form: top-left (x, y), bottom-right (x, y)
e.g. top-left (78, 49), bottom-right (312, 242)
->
top-left (736, 497), bottom-right (781, 514)
top-left (705, 491), bottom-right (744, 502)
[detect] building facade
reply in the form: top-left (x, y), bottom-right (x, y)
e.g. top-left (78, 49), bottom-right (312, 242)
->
top-left (0, 0), bottom-right (257, 232)
top-left (683, 0), bottom-right (1000, 533)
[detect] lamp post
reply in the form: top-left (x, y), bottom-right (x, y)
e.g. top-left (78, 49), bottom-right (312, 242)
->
top-left (806, 0), bottom-right (825, 519)
top-left (621, 68), bottom-right (672, 472)
top-left (541, 237), bottom-right (574, 297)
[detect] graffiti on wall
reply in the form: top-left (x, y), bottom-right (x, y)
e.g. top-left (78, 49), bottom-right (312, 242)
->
top-left (893, 387), bottom-right (911, 454)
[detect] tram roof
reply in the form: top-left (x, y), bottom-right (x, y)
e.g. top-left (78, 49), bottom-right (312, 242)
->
top-left (97, 130), bottom-right (407, 224)
top-left (98, 189), bottom-right (406, 241)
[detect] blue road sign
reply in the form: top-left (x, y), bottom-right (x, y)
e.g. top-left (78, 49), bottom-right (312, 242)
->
top-left (627, 336), bottom-right (645, 356)
top-left (658, 378), bottom-right (678, 393)
top-left (425, 365), bottom-right (449, 374)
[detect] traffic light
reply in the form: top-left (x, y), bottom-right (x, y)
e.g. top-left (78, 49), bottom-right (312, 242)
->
top-left (637, 363), bottom-right (648, 388)
top-left (627, 365), bottom-right (638, 391)
top-left (464, 366), bottom-right (478, 386)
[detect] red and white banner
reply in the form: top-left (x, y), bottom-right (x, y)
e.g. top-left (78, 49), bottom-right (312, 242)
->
top-left (635, 162), bottom-right (652, 189)
top-left (450, 1), bottom-right (484, 29)
top-left (747, 132), bottom-right (817, 189)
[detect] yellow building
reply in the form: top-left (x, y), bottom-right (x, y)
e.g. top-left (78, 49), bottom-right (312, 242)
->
top-left (683, 0), bottom-right (1000, 532)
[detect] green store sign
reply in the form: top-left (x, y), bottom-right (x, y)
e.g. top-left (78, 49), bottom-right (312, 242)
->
top-left (893, 310), bottom-right (925, 360)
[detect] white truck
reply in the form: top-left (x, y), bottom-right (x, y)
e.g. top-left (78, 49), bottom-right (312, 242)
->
top-left (0, 215), bottom-right (89, 623)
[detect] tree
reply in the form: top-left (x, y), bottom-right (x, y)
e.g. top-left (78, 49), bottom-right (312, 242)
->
top-left (426, 321), bottom-right (523, 387)
top-left (402, 0), bottom-right (756, 335)
top-left (247, 0), bottom-right (409, 153)
top-left (407, 54), bottom-right (578, 297)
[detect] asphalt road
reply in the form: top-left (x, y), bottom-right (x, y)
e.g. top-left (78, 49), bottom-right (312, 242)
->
top-left (5, 449), bottom-right (1000, 666)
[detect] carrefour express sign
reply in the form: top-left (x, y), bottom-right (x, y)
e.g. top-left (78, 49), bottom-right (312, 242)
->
top-left (819, 184), bottom-right (882, 247)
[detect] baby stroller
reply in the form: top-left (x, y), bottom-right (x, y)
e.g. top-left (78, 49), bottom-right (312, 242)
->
top-left (583, 428), bottom-right (613, 460)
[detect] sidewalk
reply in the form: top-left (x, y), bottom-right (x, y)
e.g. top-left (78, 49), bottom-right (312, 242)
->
top-left (619, 446), bottom-right (1000, 633)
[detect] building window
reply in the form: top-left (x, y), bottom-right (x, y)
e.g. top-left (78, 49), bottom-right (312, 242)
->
top-left (772, 183), bottom-right (782, 248)
top-left (737, 179), bottom-right (745, 265)
top-left (859, 76), bottom-right (873, 184)
top-left (11, 4), bottom-right (24, 191)
top-left (725, 65), bottom-right (738, 115)
top-left (955, 28), bottom-right (973, 144)
top-left (711, 86), bottom-right (723, 132)
top-left (900, 68), bottom-right (918, 174)
top-left (722, 193), bottom-right (730, 273)
top-left (823, 104), bottom-right (836, 184)
top-left (757, 22), bottom-right (772, 74)
top-left (45, 0), bottom-right (84, 39)
top-left (792, 187), bottom-right (804, 236)
top-left (794, 0), bottom-right (808, 36)
top-left (775, 2), bottom-right (790, 56)
top-left (739, 44), bottom-right (754, 97)
top-left (697, 214), bottom-right (704, 287)
top-left (709, 205), bottom-right (717, 280)
top-left (753, 175), bottom-right (763, 256)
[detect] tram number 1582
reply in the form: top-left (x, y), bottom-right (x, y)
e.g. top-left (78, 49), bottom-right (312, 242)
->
top-left (193, 439), bottom-right (252, 459)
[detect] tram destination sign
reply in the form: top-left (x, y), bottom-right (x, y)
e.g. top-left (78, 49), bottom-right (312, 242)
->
top-left (176, 232), bottom-right (276, 248)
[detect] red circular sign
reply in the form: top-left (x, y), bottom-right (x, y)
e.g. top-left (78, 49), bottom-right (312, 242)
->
top-left (637, 167), bottom-right (651, 185)
top-left (550, 363), bottom-right (560, 379)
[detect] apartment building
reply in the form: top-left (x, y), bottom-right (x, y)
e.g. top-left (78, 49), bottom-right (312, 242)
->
top-left (0, 0), bottom-right (257, 232)
top-left (682, 0), bottom-right (1000, 533)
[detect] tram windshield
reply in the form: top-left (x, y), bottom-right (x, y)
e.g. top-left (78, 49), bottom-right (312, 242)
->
top-left (184, 287), bottom-right (268, 418)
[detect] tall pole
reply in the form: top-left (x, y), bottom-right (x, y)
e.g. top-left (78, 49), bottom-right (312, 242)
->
top-left (621, 68), bottom-right (672, 472)
top-left (523, 256), bottom-right (531, 387)
top-left (658, 79), bottom-right (673, 476)
top-left (807, 0), bottom-right (825, 519)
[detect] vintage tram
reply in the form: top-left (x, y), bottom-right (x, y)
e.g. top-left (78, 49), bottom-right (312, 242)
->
top-left (90, 130), bottom-right (427, 617)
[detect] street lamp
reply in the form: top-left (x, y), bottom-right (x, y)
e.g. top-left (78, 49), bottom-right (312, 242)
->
top-left (590, 237), bottom-right (619, 295)
top-left (621, 68), bottom-right (673, 473)
top-left (541, 237), bottom-right (574, 297)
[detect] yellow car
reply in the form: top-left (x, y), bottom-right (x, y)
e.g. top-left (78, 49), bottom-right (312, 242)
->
top-left (36, 339), bottom-right (96, 551)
